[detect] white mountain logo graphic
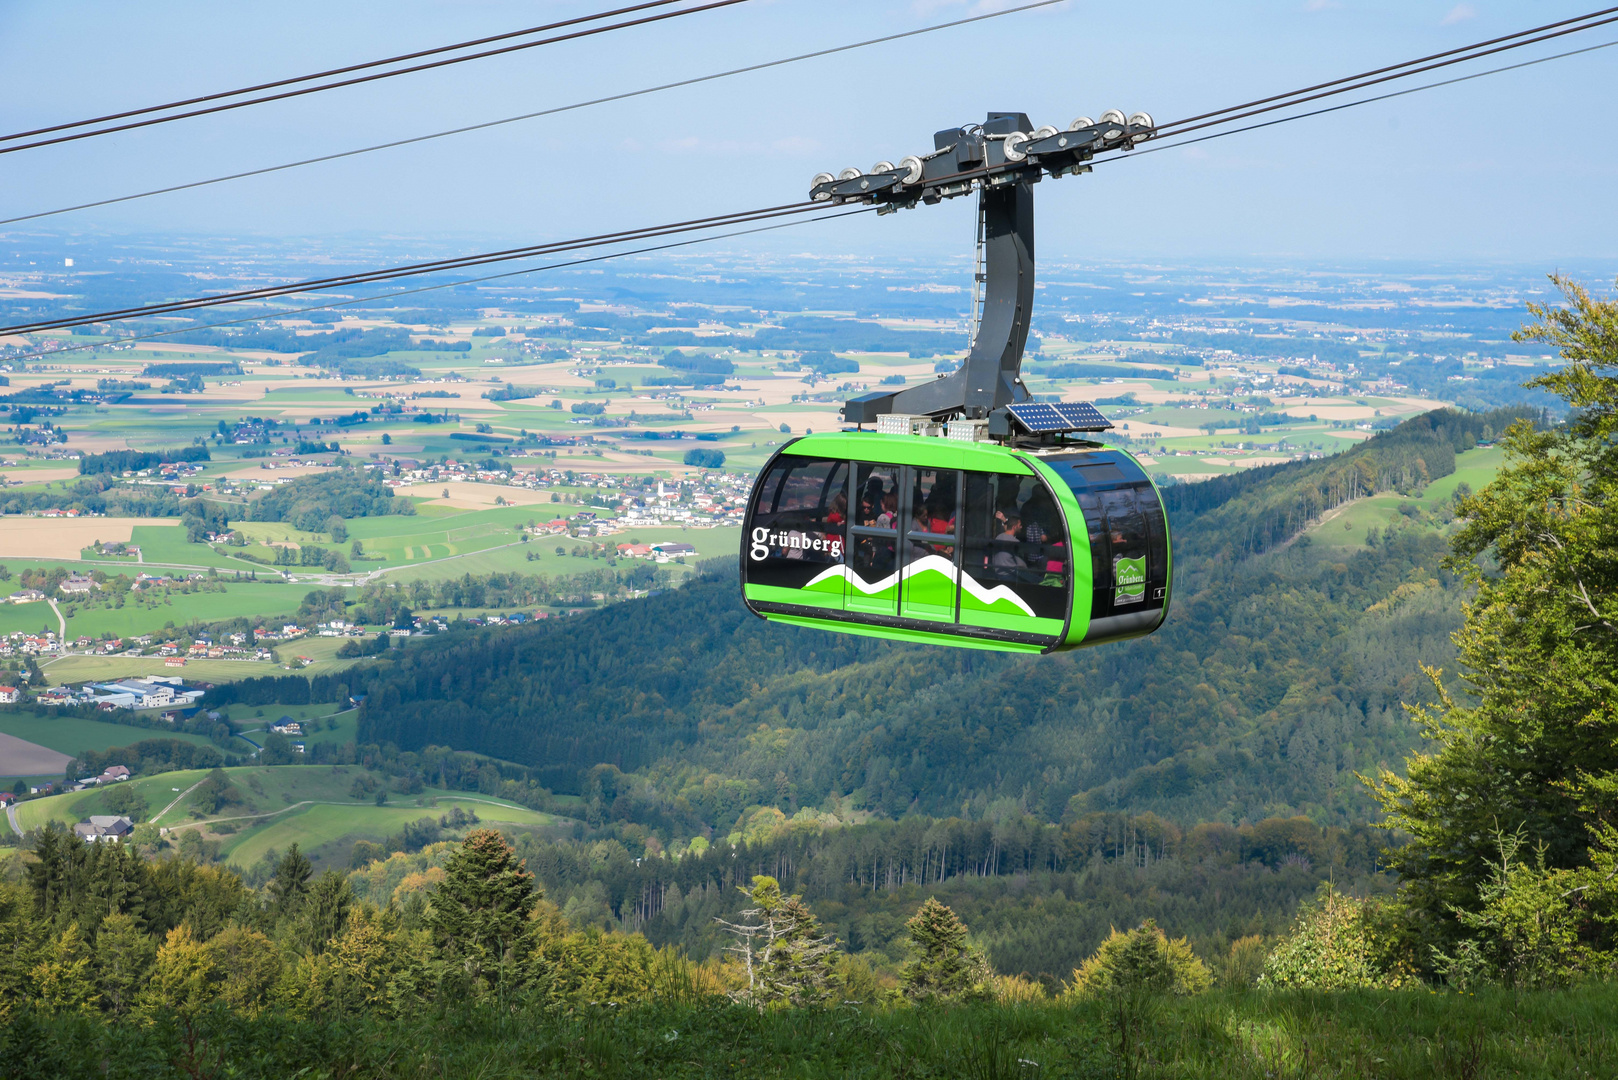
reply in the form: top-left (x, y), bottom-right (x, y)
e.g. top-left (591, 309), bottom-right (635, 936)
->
top-left (802, 555), bottom-right (1037, 618)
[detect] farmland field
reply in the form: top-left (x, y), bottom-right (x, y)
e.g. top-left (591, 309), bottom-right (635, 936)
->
top-left (13, 763), bottom-right (556, 861)
top-left (0, 517), bottom-right (179, 559)
top-left (38, 647), bottom-right (361, 685)
top-left (0, 712), bottom-right (218, 770)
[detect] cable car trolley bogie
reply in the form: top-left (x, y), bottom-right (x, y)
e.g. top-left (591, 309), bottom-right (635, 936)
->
top-left (740, 110), bottom-right (1172, 654)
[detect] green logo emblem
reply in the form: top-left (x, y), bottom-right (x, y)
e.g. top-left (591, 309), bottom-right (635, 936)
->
top-left (1114, 556), bottom-right (1146, 604)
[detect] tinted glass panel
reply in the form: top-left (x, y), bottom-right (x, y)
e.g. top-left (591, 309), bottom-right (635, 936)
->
top-left (1044, 451), bottom-right (1168, 629)
top-left (854, 463), bottom-right (901, 529)
top-left (1101, 489), bottom-right (1147, 606)
top-left (960, 472), bottom-right (1070, 623)
top-left (900, 469), bottom-right (958, 623)
top-left (744, 457), bottom-right (847, 593)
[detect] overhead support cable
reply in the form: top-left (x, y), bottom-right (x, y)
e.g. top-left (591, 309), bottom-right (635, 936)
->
top-left (0, 0), bottom-right (756, 155)
top-left (0, 0), bottom-right (1067, 227)
top-left (1149, 8), bottom-right (1618, 138)
top-left (0, 202), bottom-right (825, 335)
top-left (7, 7), bottom-right (1614, 339)
top-left (805, 8), bottom-right (1618, 205)
top-left (1127, 37), bottom-right (1618, 159)
top-left (1, 207), bottom-right (874, 364)
top-left (0, 0), bottom-right (690, 144)
top-left (1152, 4), bottom-right (1618, 133)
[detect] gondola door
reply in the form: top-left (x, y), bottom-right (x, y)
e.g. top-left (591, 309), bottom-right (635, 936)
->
top-left (847, 462), bottom-right (903, 619)
top-left (898, 467), bottom-right (960, 624)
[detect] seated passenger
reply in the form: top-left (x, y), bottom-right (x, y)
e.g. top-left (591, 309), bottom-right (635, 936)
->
top-left (827, 491), bottom-right (848, 527)
top-left (990, 514), bottom-right (1026, 575)
top-left (1021, 491), bottom-right (1053, 545)
top-left (860, 477), bottom-right (885, 525)
top-left (919, 491), bottom-right (954, 536)
top-left (874, 491), bottom-right (899, 529)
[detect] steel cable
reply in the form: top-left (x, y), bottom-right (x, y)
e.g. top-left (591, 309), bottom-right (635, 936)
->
top-left (0, 0), bottom-right (755, 155)
top-left (0, 0), bottom-right (1067, 227)
top-left (0, 0), bottom-right (690, 143)
top-left (0, 202), bottom-right (822, 334)
top-left (2, 207), bottom-right (875, 363)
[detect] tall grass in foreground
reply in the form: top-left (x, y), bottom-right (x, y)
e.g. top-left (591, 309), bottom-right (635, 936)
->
top-left (4, 985), bottom-right (1615, 1079)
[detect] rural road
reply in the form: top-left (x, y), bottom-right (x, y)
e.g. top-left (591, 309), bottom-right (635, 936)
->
top-left (47, 598), bottom-right (65, 639)
top-left (5, 802), bottom-right (19, 837)
top-left (151, 776), bottom-right (209, 826)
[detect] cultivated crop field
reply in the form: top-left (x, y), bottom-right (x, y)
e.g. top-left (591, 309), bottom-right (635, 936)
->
top-left (0, 713), bottom-right (218, 767)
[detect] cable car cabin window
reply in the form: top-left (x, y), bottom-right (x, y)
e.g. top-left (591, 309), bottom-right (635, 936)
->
top-left (900, 468), bottom-right (959, 623)
top-left (744, 457), bottom-right (848, 602)
top-left (1043, 451), bottom-right (1169, 639)
top-left (848, 463), bottom-right (902, 616)
top-left (960, 472), bottom-right (1070, 629)
top-left (854, 463), bottom-right (902, 529)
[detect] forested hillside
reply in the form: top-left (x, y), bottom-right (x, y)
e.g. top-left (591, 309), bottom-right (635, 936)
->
top-left (355, 407), bottom-right (1530, 829)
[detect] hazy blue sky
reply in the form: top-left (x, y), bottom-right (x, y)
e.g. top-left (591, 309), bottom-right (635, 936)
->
top-left (1, 1), bottom-right (1614, 264)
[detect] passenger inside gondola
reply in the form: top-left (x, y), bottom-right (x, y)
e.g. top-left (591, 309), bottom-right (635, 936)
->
top-left (991, 513), bottom-right (1026, 572)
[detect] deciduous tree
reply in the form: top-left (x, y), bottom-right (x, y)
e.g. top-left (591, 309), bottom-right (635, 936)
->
top-left (1370, 274), bottom-right (1618, 963)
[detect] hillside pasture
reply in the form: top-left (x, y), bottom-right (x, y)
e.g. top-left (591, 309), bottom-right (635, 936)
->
top-left (214, 797), bottom-right (554, 870)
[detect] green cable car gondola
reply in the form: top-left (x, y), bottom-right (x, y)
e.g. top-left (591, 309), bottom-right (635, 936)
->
top-left (739, 111), bottom-right (1172, 652)
top-left (740, 426), bottom-right (1170, 653)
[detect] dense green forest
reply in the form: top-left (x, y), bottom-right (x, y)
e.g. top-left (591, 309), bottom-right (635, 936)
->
top-left (353, 408), bottom-right (1528, 827)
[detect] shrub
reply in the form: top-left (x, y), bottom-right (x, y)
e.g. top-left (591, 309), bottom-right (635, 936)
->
top-left (1259, 884), bottom-right (1409, 990)
top-left (1066, 919), bottom-right (1211, 997)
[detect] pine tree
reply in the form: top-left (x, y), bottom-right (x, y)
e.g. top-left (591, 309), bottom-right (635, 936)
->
top-left (290, 871), bottom-right (353, 956)
top-left (899, 897), bottom-right (992, 1003)
top-left (429, 828), bottom-right (537, 997)
top-left (715, 876), bottom-right (836, 1008)
top-left (94, 912), bottom-right (155, 1015)
top-left (267, 844), bottom-right (313, 919)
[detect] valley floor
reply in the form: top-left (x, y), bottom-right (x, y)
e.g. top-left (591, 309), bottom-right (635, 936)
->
top-left (7, 986), bottom-right (1616, 1079)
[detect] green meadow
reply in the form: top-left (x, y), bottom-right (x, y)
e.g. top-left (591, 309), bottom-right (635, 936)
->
top-left (15, 762), bottom-right (555, 866)
top-left (1306, 445), bottom-right (1504, 549)
top-left (0, 713), bottom-right (218, 771)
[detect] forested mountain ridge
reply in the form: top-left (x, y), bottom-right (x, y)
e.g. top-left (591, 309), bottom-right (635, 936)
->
top-left (355, 408), bottom-right (1527, 831)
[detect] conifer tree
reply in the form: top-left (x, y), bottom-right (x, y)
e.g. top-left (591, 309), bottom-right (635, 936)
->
top-left (716, 876), bottom-right (836, 1008)
top-left (899, 897), bottom-right (992, 1002)
top-left (1068, 919), bottom-right (1212, 996)
top-left (429, 828), bottom-right (537, 996)
top-left (267, 844), bottom-right (313, 919)
top-left (94, 912), bottom-right (155, 1015)
top-left (291, 871), bottom-right (353, 956)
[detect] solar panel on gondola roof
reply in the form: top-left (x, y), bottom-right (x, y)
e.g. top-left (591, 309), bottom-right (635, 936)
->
top-left (1006, 401), bottom-right (1114, 433)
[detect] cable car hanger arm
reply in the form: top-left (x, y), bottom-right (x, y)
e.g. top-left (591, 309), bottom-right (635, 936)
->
top-left (807, 110), bottom-right (1155, 429)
